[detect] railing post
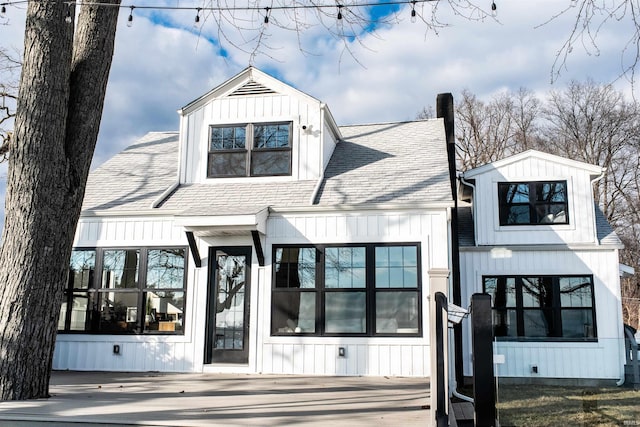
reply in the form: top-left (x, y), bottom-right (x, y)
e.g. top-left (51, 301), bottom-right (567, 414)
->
top-left (435, 292), bottom-right (448, 427)
top-left (471, 293), bottom-right (496, 427)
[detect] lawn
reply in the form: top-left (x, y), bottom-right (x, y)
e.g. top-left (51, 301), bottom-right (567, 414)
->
top-left (496, 385), bottom-right (640, 426)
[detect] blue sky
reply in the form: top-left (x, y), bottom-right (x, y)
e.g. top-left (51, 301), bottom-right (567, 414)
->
top-left (0, 0), bottom-right (637, 215)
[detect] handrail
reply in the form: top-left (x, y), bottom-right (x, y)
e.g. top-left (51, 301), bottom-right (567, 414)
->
top-left (624, 325), bottom-right (639, 387)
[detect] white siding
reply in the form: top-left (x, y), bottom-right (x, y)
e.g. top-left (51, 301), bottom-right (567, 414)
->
top-left (471, 157), bottom-right (597, 246)
top-left (54, 216), bottom-right (197, 372)
top-left (459, 248), bottom-right (625, 380)
top-left (182, 92), bottom-right (333, 184)
top-left (255, 209), bottom-right (450, 377)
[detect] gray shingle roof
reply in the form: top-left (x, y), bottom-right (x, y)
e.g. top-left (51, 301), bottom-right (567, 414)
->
top-left (82, 132), bottom-right (178, 212)
top-left (81, 120), bottom-right (452, 216)
top-left (314, 120), bottom-right (452, 206)
top-left (595, 204), bottom-right (622, 246)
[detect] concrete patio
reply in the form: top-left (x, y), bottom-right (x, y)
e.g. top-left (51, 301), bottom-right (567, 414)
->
top-left (0, 371), bottom-right (430, 426)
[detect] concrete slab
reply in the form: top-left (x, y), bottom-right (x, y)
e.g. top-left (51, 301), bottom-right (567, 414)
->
top-left (0, 372), bottom-right (430, 426)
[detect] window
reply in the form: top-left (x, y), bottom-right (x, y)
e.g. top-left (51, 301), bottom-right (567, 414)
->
top-left (58, 247), bottom-right (187, 334)
top-left (208, 122), bottom-right (292, 177)
top-left (483, 275), bottom-right (596, 341)
top-left (498, 181), bottom-right (568, 225)
top-left (271, 244), bottom-right (421, 337)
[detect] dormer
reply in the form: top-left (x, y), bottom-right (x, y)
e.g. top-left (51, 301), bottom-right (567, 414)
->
top-left (460, 150), bottom-right (610, 246)
top-left (177, 67), bottom-right (341, 184)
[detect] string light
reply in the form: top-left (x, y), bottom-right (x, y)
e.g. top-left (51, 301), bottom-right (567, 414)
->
top-left (126, 5), bottom-right (134, 27)
top-left (1, 4), bottom-right (6, 15)
top-left (65, 6), bottom-right (72, 23)
top-left (263, 6), bottom-right (270, 26)
top-left (491, 1), bottom-right (497, 11)
top-left (0, 0), bottom-right (455, 24)
top-left (410, 0), bottom-right (416, 23)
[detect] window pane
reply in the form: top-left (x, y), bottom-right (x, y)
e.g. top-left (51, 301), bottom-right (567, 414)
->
top-left (325, 292), bottom-right (366, 333)
top-left (69, 293), bottom-right (90, 331)
top-left (522, 277), bottom-right (554, 308)
top-left (561, 309), bottom-right (594, 338)
top-left (484, 277), bottom-right (516, 308)
top-left (254, 124), bottom-right (290, 148)
top-left (537, 182), bottom-right (566, 202)
top-left (69, 250), bottom-right (95, 289)
top-left (325, 247), bottom-right (366, 288)
top-left (274, 247), bottom-right (316, 289)
top-left (143, 291), bottom-right (184, 333)
top-left (536, 204), bottom-right (567, 224)
top-left (500, 183), bottom-right (529, 203)
top-left (492, 309), bottom-right (518, 337)
top-left (98, 291), bottom-right (139, 332)
top-left (210, 126), bottom-right (245, 150)
top-left (208, 152), bottom-right (247, 177)
top-left (102, 250), bottom-right (139, 289)
top-left (375, 246), bottom-right (418, 289)
top-left (504, 205), bottom-right (530, 224)
top-left (376, 291), bottom-right (419, 334)
top-left (523, 309), bottom-right (554, 338)
top-left (251, 150), bottom-right (291, 176)
top-left (146, 249), bottom-right (186, 289)
top-left (271, 291), bottom-right (316, 333)
top-left (559, 277), bottom-right (593, 307)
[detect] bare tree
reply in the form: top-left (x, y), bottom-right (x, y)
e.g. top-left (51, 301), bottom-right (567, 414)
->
top-left (0, 47), bottom-right (19, 160)
top-left (0, 0), bottom-right (121, 400)
top-left (540, 80), bottom-right (640, 223)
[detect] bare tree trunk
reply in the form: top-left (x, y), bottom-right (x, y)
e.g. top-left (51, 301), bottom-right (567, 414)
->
top-left (0, 0), bottom-right (120, 400)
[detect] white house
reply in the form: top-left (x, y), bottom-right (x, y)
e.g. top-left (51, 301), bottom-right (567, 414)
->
top-left (53, 67), bottom-right (627, 390)
top-left (54, 67), bottom-right (455, 379)
top-left (458, 150), bottom-right (626, 382)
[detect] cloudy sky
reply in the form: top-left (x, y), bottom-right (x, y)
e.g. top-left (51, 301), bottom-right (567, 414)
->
top-left (0, 0), bottom-right (637, 171)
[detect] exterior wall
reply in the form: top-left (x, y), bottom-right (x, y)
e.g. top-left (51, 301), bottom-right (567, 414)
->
top-left (53, 216), bottom-right (197, 372)
top-left (459, 248), bottom-right (625, 380)
top-left (254, 209), bottom-right (450, 377)
top-left (470, 157), bottom-right (598, 246)
top-left (181, 92), bottom-right (331, 184)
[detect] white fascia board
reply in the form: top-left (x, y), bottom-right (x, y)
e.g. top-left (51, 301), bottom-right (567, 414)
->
top-left (269, 201), bottom-right (455, 215)
top-left (460, 243), bottom-right (624, 252)
top-left (463, 150), bottom-right (605, 178)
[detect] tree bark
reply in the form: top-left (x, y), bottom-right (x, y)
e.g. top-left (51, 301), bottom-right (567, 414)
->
top-left (0, 0), bottom-right (120, 400)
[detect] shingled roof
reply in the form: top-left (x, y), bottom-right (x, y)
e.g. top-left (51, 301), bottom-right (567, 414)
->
top-left (81, 119), bottom-right (452, 216)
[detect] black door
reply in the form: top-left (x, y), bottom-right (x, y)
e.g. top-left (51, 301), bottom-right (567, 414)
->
top-left (205, 247), bottom-right (251, 364)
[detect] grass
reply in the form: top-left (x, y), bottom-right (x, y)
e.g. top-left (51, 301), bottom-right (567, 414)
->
top-left (496, 385), bottom-right (640, 426)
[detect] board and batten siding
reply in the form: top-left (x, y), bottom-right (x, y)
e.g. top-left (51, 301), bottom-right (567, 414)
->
top-left (459, 248), bottom-right (625, 379)
top-left (53, 216), bottom-right (198, 372)
top-left (181, 92), bottom-right (328, 184)
top-left (256, 209), bottom-right (451, 377)
top-left (471, 157), bottom-right (598, 246)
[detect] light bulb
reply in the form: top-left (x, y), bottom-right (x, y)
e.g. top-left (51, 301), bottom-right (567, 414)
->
top-left (1, 5), bottom-right (6, 15)
top-left (411, 8), bottom-right (416, 23)
top-left (65, 9), bottom-right (72, 23)
top-left (127, 6), bottom-right (134, 27)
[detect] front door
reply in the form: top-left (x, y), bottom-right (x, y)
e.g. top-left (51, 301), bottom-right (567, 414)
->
top-left (205, 247), bottom-right (252, 364)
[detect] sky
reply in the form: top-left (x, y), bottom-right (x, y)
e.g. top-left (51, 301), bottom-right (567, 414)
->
top-left (0, 0), bottom-right (637, 186)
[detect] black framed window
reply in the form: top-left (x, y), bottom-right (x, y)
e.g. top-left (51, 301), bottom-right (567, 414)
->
top-left (58, 247), bottom-right (187, 334)
top-left (498, 181), bottom-right (568, 225)
top-left (271, 243), bottom-right (421, 337)
top-left (208, 122), bottom-right (292, 177)
top-left (483, 275), bottom-right (596, 341)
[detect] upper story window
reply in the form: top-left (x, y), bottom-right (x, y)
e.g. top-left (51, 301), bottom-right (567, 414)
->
top-left (498, 181), bottom-right (568, 226)
top-left (208, 122), bottom-right (292, 178)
